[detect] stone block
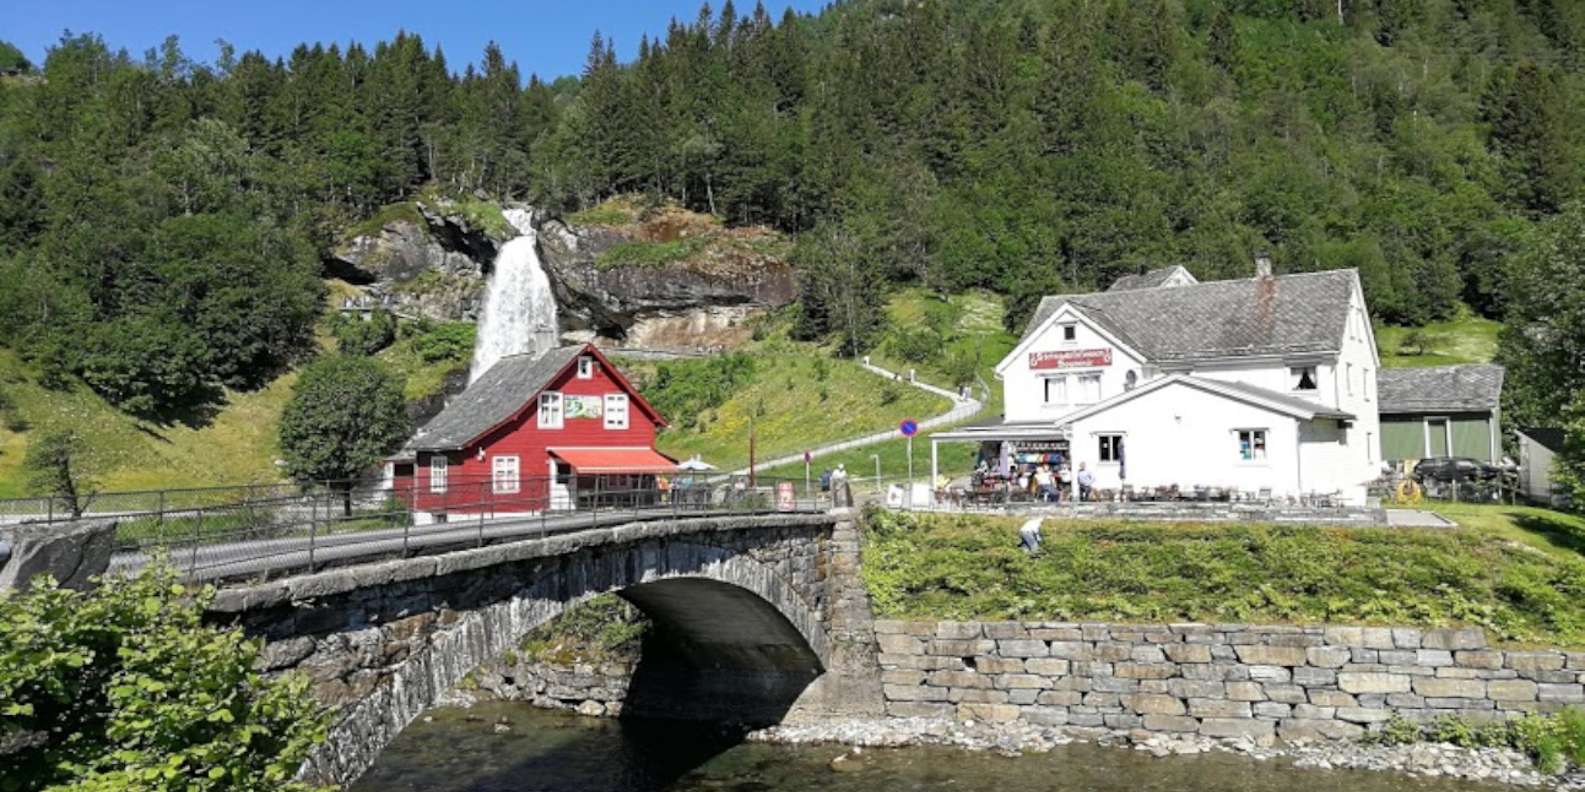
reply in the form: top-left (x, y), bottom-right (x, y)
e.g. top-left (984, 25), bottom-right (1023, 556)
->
top-left (1047, 641), bottom-right (1091, 660)
top-left (1235, 645), bottom-right (1308, 666)
top-left (949, 688), bottom-right (1010, 704)
top-left (1262, 684), bottom-right (1308, 704)
top-left (1291, 703), bottom-right (1335, 719)
top-left (1104, 713), bottom-right (1144, 729)
top-left (881, 670), bottom-right (925, 686)
top-left (1337, 707), bottom-right (1395, 724)
top-left (1168, 679), bottom-right (1225, 699)
top-left (996, 674), bottom-right (1049, 690)
top-left (1385, 693), bottom-right (1426, 708)
top-left (1506, 652), bottom-right (1566, 673)
top-left (1226, 681), bottom-right (1267, 701)
top-left (1029, 627), bottom-right (1083, 641)
top-left (1420, 628), bottom-right (1486, 651)
top-left (1024, 658), bottom-right (1071, 676)
top-left (1391, 628), bottom-right (1423, 649)
top-left (877, 634), bottom-right (923, 655)
top-left (1306, 647), bottom-right (1351, 668)
top-left (928, 670), bottom-right (989, 689)
top-left (884, 684), bottom-right (948, 702)
top-left (936, 622), bottom-right (984, 640)
top-left (1248, 665), bottom-right (1291, 683)
top-left (1022, 706), bottom-right (1070, 726)
top-left (1142, 714), bottom-right (1199, 733)
top-left (1412, 678), bottom-right (1485, 698)
top-left (1037, 690), bottom-right (1082, 706)
top-left (1122, 693), bottom-right (1186, 716)
top-left (1322, 627), bottom-right (1364, 647)
top-left (1200, 718), bottom-right (1275, 740)
top-left (1537, 683), bottom-right (1585, 703)
top-left (1415, 650), bottom-right (1454, 667)
top-left (1351, 648), bottom-right (1379, 664)
top-left (1090, 642), bottom-right (1131, 661)
top-left (974, 656), bottom-right (1027, 674)
top-left (1280, 718), bottom-right (1364, 741)
top-left (1338, 672), bottom-right (1411, 694)
top-left (1361, 628), bottom-right (1396, 649)
top-left (1253, 701), bottom-right (1292, 719)
top-left (1486, 680), bottom-right (1538, 702)
top-left (1090, 676), bottom-right (1139, 694)
top-left (1291, 667), bottom-right (1337, 687)
top-left (1008, 689), bottom-right (1040, 705)
top-left (1082, 692), bottom-right (1121, 708)
top-left (931, 639), bottom-right (995, 656)
top-left (958, 703), bottom-right (1020, 723)
top-left (887, 702), bottom-right (954, 718)
top-left (1188, 699), bottom-right (1251, 718)
top-left (1377, 650), bottom-right (1417, 666)
top-left (1308, 689), bottom-right (1356, 707)
top-left (873, 620), bottom-right (909, 635)
top-left (1165, 644), bottom-right (1213, 664)
top-left (1114, 662), bottom-right (1177, 680)
top-left (1130, 645), bottom-right (1167, 663)
top-left (1435, 668), bottom-right (1483, 679)
top-left (984, 622), bottom-right (1030, 640)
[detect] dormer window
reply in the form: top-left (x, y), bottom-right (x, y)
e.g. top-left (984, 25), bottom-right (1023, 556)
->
top-left (577, 356), bottom-right (595, 379)
top-left (1290, 365), bottom-right (1318, 391)
top-left (1061, 323), bottom-right (1077, 342)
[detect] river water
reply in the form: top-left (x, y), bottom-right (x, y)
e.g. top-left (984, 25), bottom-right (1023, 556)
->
top-left (355, 703), bottom-right (1514, 792)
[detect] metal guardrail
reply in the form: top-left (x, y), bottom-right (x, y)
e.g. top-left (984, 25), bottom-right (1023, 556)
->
top-left (75, 473), bottom-right (829, 584)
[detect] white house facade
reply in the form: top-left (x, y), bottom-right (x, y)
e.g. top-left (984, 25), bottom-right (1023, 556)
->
top-left (933, 262), bottom-right (1382, 505)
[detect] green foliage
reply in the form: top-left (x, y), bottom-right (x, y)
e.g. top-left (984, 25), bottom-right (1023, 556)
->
top-left (0, 40), bottom-right (32, 73)
top-left (860, 509), bottom-right (1585, 644)
top-left (639, 354), bottom-right (756, 432)
top-left (595, 238), bottom-right (707, 269)
top-left (22, 430), bottom-right (96, 518)
top-left (0, 566), bottom-right (328, 791)
top-left (887, 328), bottom-right (940, 365)
top-left (517, 594), bottom-right (650, 665)
top-left (277, 355), bottom-right (409, 484)
top-left (1367, 711), bottom-right (1585, 773)
top-left (407, 322), bottom-right (476, 364)
top-left (332, 310), bottom-right (397, 357)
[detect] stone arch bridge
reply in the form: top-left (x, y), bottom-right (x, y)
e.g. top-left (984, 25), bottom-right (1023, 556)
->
top-left (205, 508), bottom-right (879, 785)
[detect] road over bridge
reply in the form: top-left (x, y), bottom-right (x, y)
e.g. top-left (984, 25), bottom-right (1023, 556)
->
top-left (205, 507), bottom-right (881, 786)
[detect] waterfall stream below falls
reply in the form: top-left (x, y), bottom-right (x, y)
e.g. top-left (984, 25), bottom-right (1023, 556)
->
top-left (468, 208), bottom-right (560, 382)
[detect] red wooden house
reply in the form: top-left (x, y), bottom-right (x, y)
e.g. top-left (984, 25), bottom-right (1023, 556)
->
top-left (388, 344), bottom-right (676, 519)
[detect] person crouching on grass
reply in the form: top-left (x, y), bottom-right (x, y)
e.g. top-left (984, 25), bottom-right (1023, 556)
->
top-left (1019, 516), bottom-right (1043, 554)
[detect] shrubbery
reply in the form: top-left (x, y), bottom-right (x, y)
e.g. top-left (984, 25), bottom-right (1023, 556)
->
top-left (0, 567), bottom-right (328, 791)
top-left (1369, 712), bottom-right (1585, 773)
top-left (640, 353), bottom-right (756, 432)
top-left (860, 509), bottom-right (1585, 644)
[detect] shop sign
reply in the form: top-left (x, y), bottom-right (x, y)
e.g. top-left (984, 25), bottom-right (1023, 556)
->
top-left (776, 481), bottom-right (796, 511)
top-left (565, 395), bottom-right (604, 419)
top-left (1029, 348), bottom-right (1112, 370)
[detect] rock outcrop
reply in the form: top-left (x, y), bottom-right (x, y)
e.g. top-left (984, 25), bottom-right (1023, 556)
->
top-left (536, 211), bottom-right (796, 354)
top-left (0, 519), bottom-right (118, 591)
top-left (325, 201), bottom-right (509, 323)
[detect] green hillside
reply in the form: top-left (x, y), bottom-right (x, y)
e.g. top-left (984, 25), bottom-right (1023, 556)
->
top-left (1376, 312), bottom-right (1503, 369)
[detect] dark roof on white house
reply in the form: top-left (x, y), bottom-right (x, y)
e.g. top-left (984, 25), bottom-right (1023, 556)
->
top-left (1023, 270), bottom-right (1358, 364)
top-left (404, 346), bottom-right (584, 452)
top-left (1377, 364), bottom-right (1505, 415)
top-left (1108, 265), bottom-right (1198, 292)
top-left (1522, 428), bottom-right (1565, 453)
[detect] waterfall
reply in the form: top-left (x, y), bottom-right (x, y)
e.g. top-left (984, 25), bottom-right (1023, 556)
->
top-left (469, 208), bottom-right (560, 383)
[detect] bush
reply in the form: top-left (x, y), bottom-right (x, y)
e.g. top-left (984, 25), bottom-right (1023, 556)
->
top-left (640, 353), bottom-right (756, 431)
top-left (333, 309), bottom-right (396, 356)
top-left (518, 594), bottom-right (650, 664)
top-left (0, 566), bottom-right (328, 791)
top-left (888, 327), bottom-right (940, 364)
top-left (278, 355), bottom-right (409, 487)
top-left (409, 322), bottom-right (476, 364)
top-left (1368, 711), bottom-right (1585, 773)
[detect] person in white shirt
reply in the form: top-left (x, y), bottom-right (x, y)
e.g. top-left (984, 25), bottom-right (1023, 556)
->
top-left (1018, 516), bottom-right (1043, 554)
top-left (1076, 463), bottom-right (1095, 502)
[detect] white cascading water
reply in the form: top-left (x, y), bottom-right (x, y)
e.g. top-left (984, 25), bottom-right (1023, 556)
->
top-left (468, 208), bottom-right (560, 383)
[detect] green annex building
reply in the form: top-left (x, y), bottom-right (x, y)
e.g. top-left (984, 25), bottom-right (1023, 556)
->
top-left (1376, 364), bottom-right (1505, 464)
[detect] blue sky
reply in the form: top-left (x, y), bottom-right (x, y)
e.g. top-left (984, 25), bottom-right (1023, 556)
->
top-left (7, 0), bottom-right (829, 79)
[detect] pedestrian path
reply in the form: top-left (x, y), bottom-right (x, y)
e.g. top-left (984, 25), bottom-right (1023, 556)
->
top-left (731, 361), bottom-right (983, 475)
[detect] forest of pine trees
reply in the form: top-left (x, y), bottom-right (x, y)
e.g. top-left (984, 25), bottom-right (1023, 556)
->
top-left (1, 0), bottom-right (1584, 425)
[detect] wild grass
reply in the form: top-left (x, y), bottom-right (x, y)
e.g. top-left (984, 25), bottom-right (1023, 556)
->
top-left (861, 508), bottom-right (1585, 646)
top-left (1376, 310), bottom-right (1502, 369)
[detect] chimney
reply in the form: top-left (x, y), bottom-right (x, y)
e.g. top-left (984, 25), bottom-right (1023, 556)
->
top-left (1254, 251), bottom-right (1273, 279)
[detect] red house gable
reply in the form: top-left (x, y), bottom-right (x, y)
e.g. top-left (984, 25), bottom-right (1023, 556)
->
top-left (390, 344), bottom-right (673, 514)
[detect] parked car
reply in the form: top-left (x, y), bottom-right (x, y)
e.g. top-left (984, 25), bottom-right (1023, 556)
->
top-left (1412, 457), bottom-right (1499, 483)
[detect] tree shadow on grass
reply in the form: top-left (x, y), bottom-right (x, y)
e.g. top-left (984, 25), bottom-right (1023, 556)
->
top-left (1511, 512), bottom-right (1585, 558)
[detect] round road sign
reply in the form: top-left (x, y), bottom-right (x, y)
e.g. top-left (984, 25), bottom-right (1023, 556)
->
top-left (899, 419), bottom-right (919, 437)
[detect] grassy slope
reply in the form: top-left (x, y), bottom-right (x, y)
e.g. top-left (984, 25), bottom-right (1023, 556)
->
top-left (630, 338), bottom-right (951, 472)
top-left (863, 506), bottom-right (1585, 646)
top-left (1376, 312), bottom-right (1502, 369)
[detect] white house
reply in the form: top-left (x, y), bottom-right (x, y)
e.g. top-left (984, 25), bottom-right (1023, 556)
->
top-left (932, 259), bottom-right (1382, 505)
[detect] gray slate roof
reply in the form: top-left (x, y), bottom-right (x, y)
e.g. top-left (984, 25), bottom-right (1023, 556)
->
top-left (1108, 265), bottom-right (1197, 292)
top-left (1195, 377), bottom-right (1354, 420)
top-left (1023, 270), bottom-right (1358, 364)
top-left (404, 346), bottom-right (584, 452)
top-left (1377, 364), bottom-right (1505, 415)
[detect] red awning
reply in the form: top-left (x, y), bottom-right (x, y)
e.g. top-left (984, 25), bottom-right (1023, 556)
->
top-left (548, 447), bottom-right (678, 474)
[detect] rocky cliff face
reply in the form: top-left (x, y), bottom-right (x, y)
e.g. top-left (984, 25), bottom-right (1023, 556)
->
top-left (325, 202), bottom-right (507, 323)
top-left (536, 212), bottom-right (796, 354)
top-left (328, 197), bottom-right (797, 353)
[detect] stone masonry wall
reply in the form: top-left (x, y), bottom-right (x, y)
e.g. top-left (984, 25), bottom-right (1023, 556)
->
top-left (875, 621), bottom-right (1585, 742)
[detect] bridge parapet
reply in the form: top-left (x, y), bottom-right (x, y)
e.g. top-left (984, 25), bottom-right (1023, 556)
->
top-left (206, 511), bottom-right (857, 785)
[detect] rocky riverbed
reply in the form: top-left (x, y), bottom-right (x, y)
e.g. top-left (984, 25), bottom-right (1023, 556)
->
top-left (749, 716), bottom-right (1584, 789)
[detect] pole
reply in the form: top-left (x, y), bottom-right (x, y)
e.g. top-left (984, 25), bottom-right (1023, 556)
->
top-left (478, 481), bottom-right (486, 548)
top-left (307, 497), bottom-right (317, 572)
top-left (748, 418), bottom-right (757, 487)
top-left (805, 458), bottom-right (811, 497)
top-left (872, 454), bottom-right (881, 494)
top-left (931, 439), bottom-right (940, 506)
top-left (189, 508), bottom-right (203, 577)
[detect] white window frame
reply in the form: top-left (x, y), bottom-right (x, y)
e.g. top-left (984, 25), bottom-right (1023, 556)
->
top-left (1097, 433), bottom-right (1123, 464)
top-left (1077, 373), bottom-right (1102, 405)
top-left (539, 391), bottom-right (564, 429)
top-left (603, 393), bottom-right (629, 430)
top-left (1345, 363), bottom-right (1354, 396)
top-left (1236, 428), bottom-right (1269, 464)
top-left (1363, 368), bottom-right (1372, 401)
top-left (1290, 365), bottom-right (1318, 392)
top-left (492, 455), bottom-right (520, 494)
top-left (577, 356), bottom-right (595, 379)
top-left (1043, 375), bottom-right (1068, 405)
top-left (430, 454), bottom-right (448, 493)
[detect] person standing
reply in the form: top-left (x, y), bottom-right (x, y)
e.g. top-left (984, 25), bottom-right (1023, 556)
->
top-left (1058, 463), bottom-right (1073, 502)
top-left (1034, 465), bottom-right (1055, 503)
top-left (1077, 463), bottom-right (1095, 502)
